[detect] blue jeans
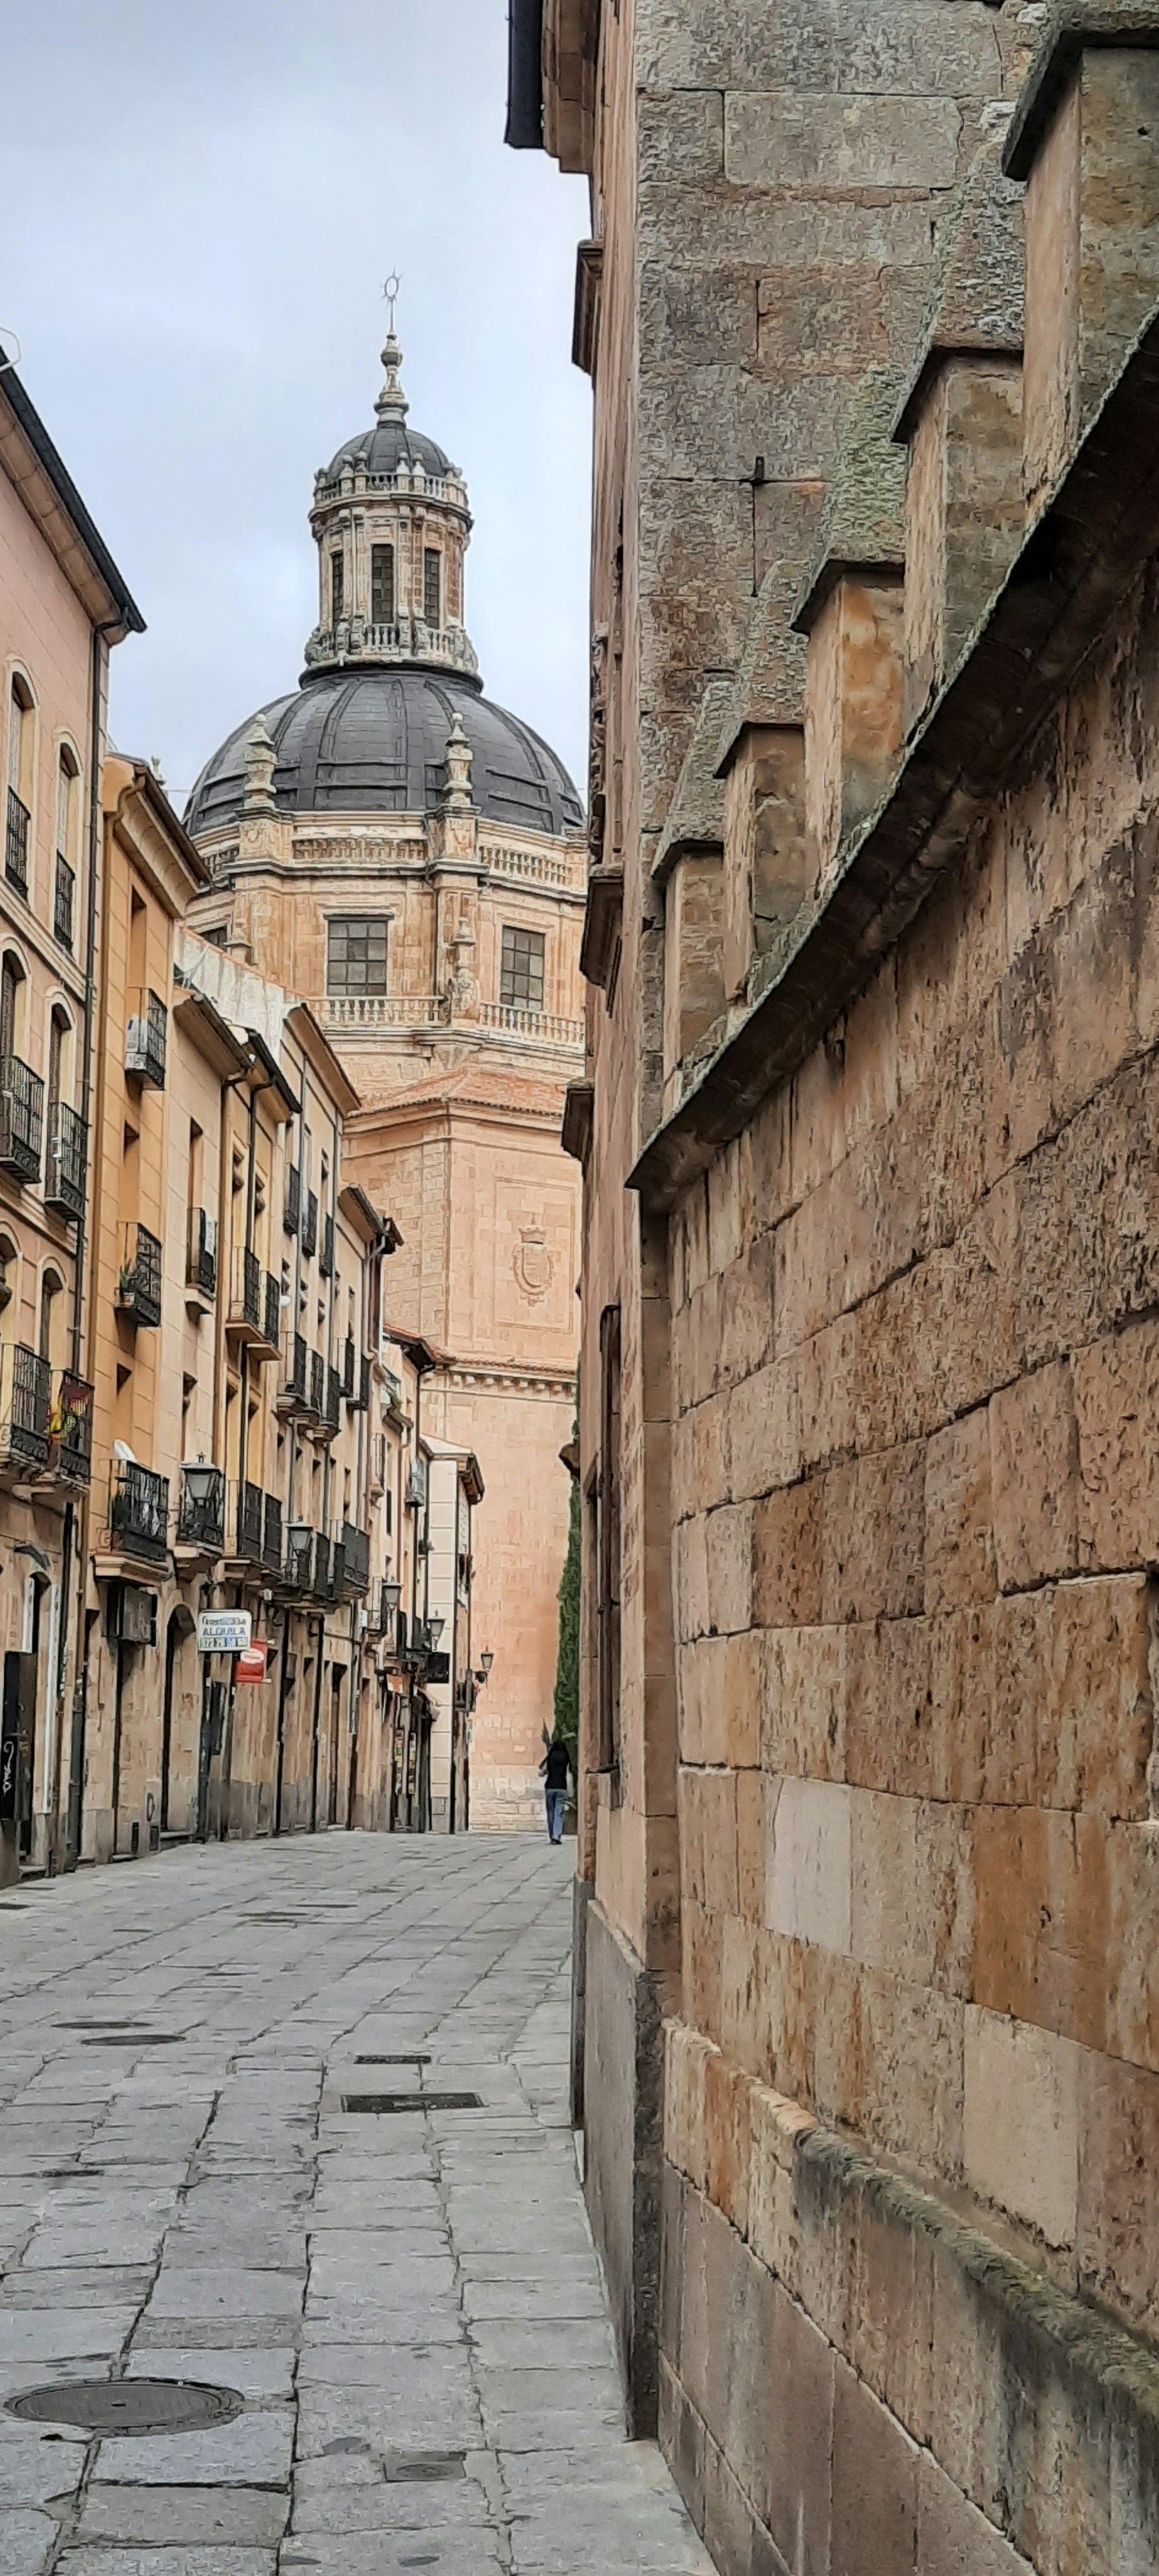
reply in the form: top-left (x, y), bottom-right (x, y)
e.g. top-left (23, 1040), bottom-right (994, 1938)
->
top-left (545, 1788), bottom-right (566, 1842)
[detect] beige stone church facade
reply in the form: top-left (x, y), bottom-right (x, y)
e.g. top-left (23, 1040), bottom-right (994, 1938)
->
top-left (184, 321), bottom-right (584, 1830)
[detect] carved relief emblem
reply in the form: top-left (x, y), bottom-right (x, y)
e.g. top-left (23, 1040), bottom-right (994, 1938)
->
top-left (514, 1225), bottom-right (552, 1302)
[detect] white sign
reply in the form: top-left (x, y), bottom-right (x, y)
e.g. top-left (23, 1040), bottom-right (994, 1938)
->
top-left (197, 1611), bottom-right (252, 1656)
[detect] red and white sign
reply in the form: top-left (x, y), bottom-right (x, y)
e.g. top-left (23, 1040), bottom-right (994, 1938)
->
top-left (235, 1642), bottom-right (269, 1685)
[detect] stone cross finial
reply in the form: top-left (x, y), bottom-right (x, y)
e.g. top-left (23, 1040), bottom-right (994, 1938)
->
top-left (242, 713), bottom-right (278, 817)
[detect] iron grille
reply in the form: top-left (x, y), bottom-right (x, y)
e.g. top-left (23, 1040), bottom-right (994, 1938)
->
top-left (5, 787), bottom-right (30, 896)
top-left (262, 1491), bottom-right (282, 1572)
top-left (236, 1479), bottom-right (263, 1561)
top-left (310, 1349), bottom-right (325, 1416)
top-left (325, 1365), bottom-right (341, 1432)
top-left (357, 1351), bottom-right (371, 1412)
top-left (48, 1370), bottom-right (93, 1484)
top-left (329, 1537), bottom-right (346, 1598)
top-left (187, 1206), bottom-right (218, 1295)
top-left (342, 1334), bottom-right (355, 1398)
top-left (302, 1188), bottom-right (317, 1258)
top-left (177, 1464), bottom-right (225, 1552)
top-left (125, 990), bottom-right (167, 1088)
top-left (283, 1330), bottom-right (307, 1405)
top-left (0, 1056), bottom-right (44, 1182)
top-left (109, 1459), bottom-right (169, 1562)
top-left (232, 1246), bottom-right (261, 1330)
top-left (312, 1531), bottom-right (330, 1598)
top-left (262, 1271), bottom-right (281, 1349)
top-left (53, 852), bottom-right (75, 951)
top-left (0, 1343), bottom-right (50, 1464)
top-left (285, 1163), bottom-right (301, 1235)
top-left (319, 1211), bottom-right (334, 1278)
top-left (342, 1526), bottom-right (370, 1594)
top-left (116, 1223), bottom-right (162, 1326)
top-left (44, 1099), bottom-right (86, 1219)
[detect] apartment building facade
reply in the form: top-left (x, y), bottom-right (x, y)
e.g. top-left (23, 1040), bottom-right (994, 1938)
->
top-left (0, 361), bottom-right (142, 1884)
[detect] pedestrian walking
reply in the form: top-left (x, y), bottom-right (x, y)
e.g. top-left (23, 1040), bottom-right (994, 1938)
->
top-left (540, 1736), bottom-right (570, 1844)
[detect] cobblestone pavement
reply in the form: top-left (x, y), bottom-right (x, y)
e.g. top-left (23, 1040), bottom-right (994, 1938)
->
top-left (0, 1833), bottom-right (713, 2576)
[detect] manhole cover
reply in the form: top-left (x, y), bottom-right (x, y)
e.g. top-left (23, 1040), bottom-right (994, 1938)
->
top-left (7, 2376), bottom-right (245, 2435)
top-left (354, 2053), bottom-right (431, 2066)
top-left (386, 2450), bottom-right (465, 2483)
top-left (341, 2092), bottom-right (482, 2115)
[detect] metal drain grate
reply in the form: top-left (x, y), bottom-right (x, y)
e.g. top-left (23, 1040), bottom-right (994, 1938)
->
top-left (41, 2167), bottom-right (106, 2179)
top-left (80, 2033), bottom-right (183, 2047)
top-left (385, 2450), bottom-right (465, 2483)
top-left (8, 2376), bottom-right (244, 2435)
top-left (57, 2020), bottom-right (152, 2031)
top-left (353, 2053), bottom-right (431, 2066)
top-left (341, 2092), bottom-right (482, 2115)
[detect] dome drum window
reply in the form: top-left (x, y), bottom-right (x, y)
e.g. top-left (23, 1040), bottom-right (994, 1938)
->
top-left (328, 918), bottom-right (389, 998)
top-left (500, 925), bottom-right (545, 1012)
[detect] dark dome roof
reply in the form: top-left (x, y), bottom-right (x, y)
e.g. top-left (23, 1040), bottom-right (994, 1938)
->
top-left (185, 668), bottom-right (584, 840)
top-left (325, 417), bottom-right (451, 482)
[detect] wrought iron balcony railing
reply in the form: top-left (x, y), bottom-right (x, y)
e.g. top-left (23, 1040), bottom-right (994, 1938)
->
top-left (301, 1188), bottom-right (317, 1258)
top-left (109, 1459), bottom-right (169, 1563)
top-left (341, 1334), bottom-right (355, 1399)
top-left (230, 1245), bottom-right (261, 1332)
top-left (116, 1222), bottom-right (163, 1326)
top-left (0, 1343), bottom-right (50, 1468)
top-left (235, 1479), bottom-right (264, 1563)
top-left (319, 1212), bottom-right (334, 1279)
top-left (280, 1329), bottom-right (308, 1410)
top-left (263, 1270), bottom-right (281, 1350)
top-left (263, 1490), bottom-right (283, 1573)
top-left (309, 1349), bottom-right (325, 1418)
top-left (44, 1100), bottom-right (86, 1221)
top-left (341, 1525), bottom-right (370, 1595)
top-left (125, 989), bottom-right (167, 1088)
top-left (312, 1531), bottom-right (330, 1599)
top-left (176, 1463), bottom-right (225, 1553)
top-left (357, 1352), bottom-right (371, 1412)
top-left (328, 1537), bottom-right (346, 1600)
top-left (324, 1365), bottom-right (341, 1434)
top-left (0, 1056), bottom-right (44, 1184)
top-left (53, 851), bottom-right (75, 951)
top-left (5, 787), bottom-right (30, 898)
top-left (285, 1162), bottom-right (301, 1236)
top-left (48, 1370), bottom-right (93, 1484)
top-left (186, 1206), bottom-right (218, 1296)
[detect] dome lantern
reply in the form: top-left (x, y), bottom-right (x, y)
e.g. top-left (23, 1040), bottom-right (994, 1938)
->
top-left (303, 311), bottom-right (478, 687)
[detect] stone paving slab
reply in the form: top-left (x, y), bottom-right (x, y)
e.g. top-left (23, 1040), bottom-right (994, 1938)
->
top-left (0, 1835), bottom-right (714, 2574)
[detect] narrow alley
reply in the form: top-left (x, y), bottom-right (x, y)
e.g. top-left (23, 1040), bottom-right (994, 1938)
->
top-left (0, 1838), bottom-right (711, 2575)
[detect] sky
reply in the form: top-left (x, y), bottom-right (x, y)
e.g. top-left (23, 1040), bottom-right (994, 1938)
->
top-left (3, 1), bottom-right (593, 810)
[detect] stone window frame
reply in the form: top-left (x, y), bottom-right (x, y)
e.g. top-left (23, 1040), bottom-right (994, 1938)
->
top-left (500, 922), bottom-right (545, 1011)
top-left (371, 542), bottom-right (395, 626)
top-left (422, 546), bottom-right (442, 630)
top-left (326, 914), bottom-right (390, 998)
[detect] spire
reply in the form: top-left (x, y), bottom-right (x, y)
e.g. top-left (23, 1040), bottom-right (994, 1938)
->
top-left (375, 272), bottom-right (408, 422)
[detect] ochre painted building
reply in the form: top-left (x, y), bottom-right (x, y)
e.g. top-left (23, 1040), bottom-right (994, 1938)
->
top-left (514, 3), bottom-right (1159, 2573)
top-left (184, 324), bottom-right (584, 1830)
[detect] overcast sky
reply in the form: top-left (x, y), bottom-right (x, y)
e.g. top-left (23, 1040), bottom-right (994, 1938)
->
top-left (4, 2), bottom-right (592, 810)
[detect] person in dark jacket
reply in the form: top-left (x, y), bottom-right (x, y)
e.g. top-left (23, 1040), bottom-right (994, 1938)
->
top-left (540, 1737), bottom-right (571, 1844)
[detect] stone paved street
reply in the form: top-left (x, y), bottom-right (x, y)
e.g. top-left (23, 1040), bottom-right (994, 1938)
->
top-left (0, 1837), bottom-right (712, 2576)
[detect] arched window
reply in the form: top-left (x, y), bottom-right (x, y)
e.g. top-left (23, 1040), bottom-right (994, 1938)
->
top-left (54, 748), bottom-right (79, 951)
top-left (6, 678), bottom-right (33, 898)
top-left (39, 1266), bottom-right (64, 1367)
top-left (48, 1003), bottom-right (73, 1114)
top-left (0, 1233), bottom-right (18, 1341)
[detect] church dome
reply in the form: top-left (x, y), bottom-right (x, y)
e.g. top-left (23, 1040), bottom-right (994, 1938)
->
top-left (185, 667), bottom-right (583, 840)
top-left (325, 418), bottom-right (451, 482)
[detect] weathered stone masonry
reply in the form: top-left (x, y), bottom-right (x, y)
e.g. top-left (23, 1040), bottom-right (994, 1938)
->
top-left (515, 1), bottom-right (1159, 2570)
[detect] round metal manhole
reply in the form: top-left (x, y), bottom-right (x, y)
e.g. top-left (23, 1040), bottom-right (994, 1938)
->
top-left (7, 2377), bottom-right (245, 2436)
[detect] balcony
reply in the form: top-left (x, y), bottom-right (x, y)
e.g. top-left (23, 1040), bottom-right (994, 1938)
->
top-left (53, 852), bottom-right (75, 952)
top-left (328, 1536), bottom-right (346, 1600)
top-left (309, 1349), bottom-right (325, 1419)
top-left (227, 1250), bottom-right (281, 1357)
top-left (342, 1525), bottom-right (370, 1595)
top-left (319, 1212), bottom-right (334, 1279)
top-left (109, 1459), bottom-right (169, 1564)
top-left (322, 1365), bottom-right (341, 1437)
top-left (116, 1223), bottom-right (163, 1327)
top-left (357, 1352), bottom-right (371, 1412)
top-left (285, 1164), bottom-right (301, 1236)
top-left (341, 1334), bottom-right (355, 1399)
top-left (263, 1491), bottom-right (283, 1574)
top-left (5, 788), bottom-right (30, 899)
top-left (312, 1531), bottom-right (330, 1600)
top-left (278, 1330), bottom-right (309, 1414)
top-left (301, 1188), bottom-right (317, 1258)
top-left (186, 1206), bottom-right (218, 1298)
top-left (176, 1463), bottom-right (225, 1555)
top-left (46, 1370), bottom-right (93, 1485)
top-left (0, 1057), bottom-right (44, 1184)
top-left (0, 1343), bottom-right (50, 1470)
top-left (44, 1100), bottom-right (86, 1221)
top-left (234, 1479), bottom-right (265, 1565)
top-left (126, 990), bottom-right (167, 1089)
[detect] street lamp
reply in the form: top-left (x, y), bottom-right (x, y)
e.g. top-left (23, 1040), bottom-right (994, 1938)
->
top-left (182, 1462), bottom-right (220, 1510)
top-left (382, 1578), bottom-right (402, 1621)
top-left (478, 1648), bottom-right (494, 1681)
top-left (426, 1615), bottom-right (445, 1649)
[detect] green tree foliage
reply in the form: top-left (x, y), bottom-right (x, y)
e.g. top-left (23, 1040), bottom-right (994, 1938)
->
top-left (553, 1471), bottom-right (580, 1774)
